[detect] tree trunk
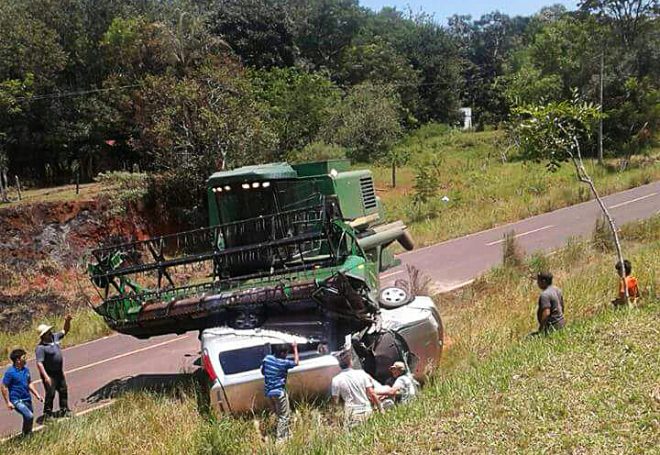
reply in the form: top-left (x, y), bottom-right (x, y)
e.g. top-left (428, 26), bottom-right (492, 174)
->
top-left (598, 52), bottom-right (604, 165)
top-left (569, 135), bottom-right (628, 306)
top-left (391, 160), bottom-right (397, 188)
top-left (0, 170), bottom-right (6, 202)
top-left (1, 170), bottom-right (9, 202)
top-left (583, 176), bottom-right (629, 305)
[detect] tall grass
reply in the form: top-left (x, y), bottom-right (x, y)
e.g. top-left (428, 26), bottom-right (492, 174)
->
top-left (369, 127), bottom-right (660, 247)
top-left (2, 217), bottom-right (657, 454)
top-left (0, 309), bottom-right (112, 361)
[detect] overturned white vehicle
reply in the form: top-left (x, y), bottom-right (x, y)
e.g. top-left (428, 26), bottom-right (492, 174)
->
top-left (201, 294), bottom-right (442, 414)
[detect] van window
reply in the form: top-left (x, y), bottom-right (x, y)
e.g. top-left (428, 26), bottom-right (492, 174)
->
top-left (219, 345), bottom-right (268, 375)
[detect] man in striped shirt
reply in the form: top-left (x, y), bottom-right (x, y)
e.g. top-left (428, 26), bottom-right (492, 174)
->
top-left (261, 341), bottom-right (299, 442)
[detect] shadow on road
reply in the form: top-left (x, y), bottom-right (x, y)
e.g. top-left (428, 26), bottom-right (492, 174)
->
top-left (84, 368), bottom-right (213, 417)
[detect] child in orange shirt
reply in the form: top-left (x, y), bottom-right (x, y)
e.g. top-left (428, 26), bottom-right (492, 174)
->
top-left (613, 259), bottom-right (639, 306)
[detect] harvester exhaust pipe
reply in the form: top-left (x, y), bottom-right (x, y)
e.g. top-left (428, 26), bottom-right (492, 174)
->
top-left (357, 221), bottom-right (414, 252)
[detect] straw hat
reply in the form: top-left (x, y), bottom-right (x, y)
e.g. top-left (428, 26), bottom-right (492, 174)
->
top-left (37, 324), bottom-right (53, 338)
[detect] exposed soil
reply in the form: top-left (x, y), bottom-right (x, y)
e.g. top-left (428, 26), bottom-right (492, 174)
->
top-left (0, 197), bottom-right (155, 332)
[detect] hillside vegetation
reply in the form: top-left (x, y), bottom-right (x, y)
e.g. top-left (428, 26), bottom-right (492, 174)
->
top-left (371, 126), bottom-right (660, 246)
top-left (3, 216), bottom-right (657, 454)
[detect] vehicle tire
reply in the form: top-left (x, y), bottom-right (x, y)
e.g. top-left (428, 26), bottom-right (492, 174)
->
top-left (378, 286), bottom-right (413, 309)
top-left (228, 309), bottom-right (265, 330)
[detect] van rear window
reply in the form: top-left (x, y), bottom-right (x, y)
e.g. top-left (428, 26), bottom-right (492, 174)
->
top-left (219, 345), bottom-right (268, 375)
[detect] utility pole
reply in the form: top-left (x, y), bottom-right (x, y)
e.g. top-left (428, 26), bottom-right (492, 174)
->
top-left (598, 52), bottom-right (604, 165)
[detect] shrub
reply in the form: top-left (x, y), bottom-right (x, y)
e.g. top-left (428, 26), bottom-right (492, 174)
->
top-left (502, 230), bottom-right (524, 269)
top-left (592, 216), bottom-right (615, 252)
top-left (286, 141), bottom-right (346, 163)
top-left (95, 171), bottom-right (149, 216)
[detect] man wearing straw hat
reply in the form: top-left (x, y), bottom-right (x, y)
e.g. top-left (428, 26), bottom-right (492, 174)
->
top-left (35, 315), bottom-right (72, 420)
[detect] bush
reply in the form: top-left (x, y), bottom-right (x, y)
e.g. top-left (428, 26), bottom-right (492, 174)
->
top-left (502, 230), bottom-right (525, 269)
top-left (320, 82), bottom-right (404, 162)
top-left (95, 171), bottom-right (149, 216)
top-left (592, 216), bottom-right (615, 252)
top-left (286, 141), bottom-right (346, 163)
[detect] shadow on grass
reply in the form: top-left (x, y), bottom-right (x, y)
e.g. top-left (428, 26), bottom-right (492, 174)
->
top-left (84, 368), bottom-right (213, 417)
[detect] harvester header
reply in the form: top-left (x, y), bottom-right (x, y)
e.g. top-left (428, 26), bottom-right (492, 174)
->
top-left (87, 160), bottom-right (413, 339)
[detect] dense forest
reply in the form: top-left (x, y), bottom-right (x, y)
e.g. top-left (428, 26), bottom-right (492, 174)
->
top-left (0, 1), bottom-right (657, 196)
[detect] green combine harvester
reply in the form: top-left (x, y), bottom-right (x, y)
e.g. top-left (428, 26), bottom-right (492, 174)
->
top-left (87, 160), bottom-right (413, 339)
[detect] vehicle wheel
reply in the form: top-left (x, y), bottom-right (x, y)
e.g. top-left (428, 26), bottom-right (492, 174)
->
top-left (378, 286), bottom-right (413, 309)
top-left (228, 310), bottom-right (264, 330)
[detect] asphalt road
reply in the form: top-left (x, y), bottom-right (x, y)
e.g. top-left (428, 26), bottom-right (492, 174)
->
top-left (2, 181), bottom-right (658, 437)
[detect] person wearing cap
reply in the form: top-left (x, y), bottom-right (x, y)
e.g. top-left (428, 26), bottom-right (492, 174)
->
top-left (2, 349), bottom-right (44, 436)
top-left (35, 315), bottom-right (72, 419)
top-left (534, 272), bottom-right (565, 334)
top-left (377, 361), bottom-right (417, 405)
top-left (331, 352), bottom-right (381, 429)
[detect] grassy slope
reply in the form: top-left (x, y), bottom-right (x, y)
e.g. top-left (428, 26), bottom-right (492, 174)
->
top-left (3, 217), bottom-right (657, 454)
top-left (370, 126), bottom-right (660, 247)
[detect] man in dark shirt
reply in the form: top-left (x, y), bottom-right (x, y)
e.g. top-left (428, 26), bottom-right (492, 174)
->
top-left (35, 315), bottom-right (72, 419)
top-left (2, 349), bottom-right (44, 435)
top-left (536, 272), bottom-right (565, 334)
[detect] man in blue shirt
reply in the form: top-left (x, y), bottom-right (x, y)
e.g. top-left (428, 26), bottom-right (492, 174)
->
top-left (261, 341), bottom-right (299, 442)
top-left (2, 349), bottom-right (44, 436)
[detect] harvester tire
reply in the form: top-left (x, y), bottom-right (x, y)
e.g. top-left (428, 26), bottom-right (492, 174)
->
top-left (378, 286), bottom-right (413, 309)
top-left (228, 309), bottom-right (265, 330)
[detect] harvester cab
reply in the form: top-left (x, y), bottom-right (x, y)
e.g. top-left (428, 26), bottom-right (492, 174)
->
top-left (87, 160), bottom-right (413, 339)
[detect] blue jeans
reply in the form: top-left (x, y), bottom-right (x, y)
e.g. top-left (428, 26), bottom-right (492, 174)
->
top-left (12, 399), bottom-right (34, 435)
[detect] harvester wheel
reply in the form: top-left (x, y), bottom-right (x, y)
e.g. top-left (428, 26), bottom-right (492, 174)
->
top-left (378, 286), bottom-right (413, 309)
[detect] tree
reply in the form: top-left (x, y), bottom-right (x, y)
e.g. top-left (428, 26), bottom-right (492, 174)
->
top-left (209, 0), bottom-right (298, 69)
top-left (286, 0), bottom-right (367, 70)
top-left (319, 82), bottom-right (403, 162)
top-left (251, 67), bottom-right (340, 156)
top-left (129, 63), bottom-right (277, 223)
top-left (511, 94), bottom-right (631, 304)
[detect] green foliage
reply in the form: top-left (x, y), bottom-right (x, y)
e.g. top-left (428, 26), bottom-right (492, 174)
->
top-left (411, 154), bottom-right (442, 203)
top-left (286, 141), bottom-right (346, 163)
top-left (510, 94), bottom-right (603, 169)
top-left (95, 171), bottom-right (149, 216)
top-left (209, 0), bottom-right (297, 69)
top-left (320, 82), bottom-right (404, 162)
top-left (252, 67), bottom-right (340, 156)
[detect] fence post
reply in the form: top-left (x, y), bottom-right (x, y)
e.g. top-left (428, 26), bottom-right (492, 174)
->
top-left (14, 175), bottom-right (22, 200)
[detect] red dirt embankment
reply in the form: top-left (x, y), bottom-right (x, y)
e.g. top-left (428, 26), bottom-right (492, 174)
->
top-left (0, 199), bottom-right (150, 332)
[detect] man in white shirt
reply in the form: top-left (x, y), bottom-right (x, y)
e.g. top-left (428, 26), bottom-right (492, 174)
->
top-left (331, 352), bottom-right (381, 429)
top-left (378, 361), bottom-right (416, 404)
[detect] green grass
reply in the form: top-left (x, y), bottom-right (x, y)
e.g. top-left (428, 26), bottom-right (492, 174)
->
top-left (3, 216), bottom-right (657, 454)
top-left (0, 309), bottom-right (112, 361)
top-left (369, 126), bottom-right (660, 247)
top-left (0, 183), bottom-right (102, 206)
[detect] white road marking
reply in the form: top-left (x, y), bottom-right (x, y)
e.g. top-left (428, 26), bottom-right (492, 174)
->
top-left (31, 335), bottom-right (192, 386)
top-left (485, 225), bottom-right (555, 246)
top-left (608, 192), bottom-right (657, 209)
